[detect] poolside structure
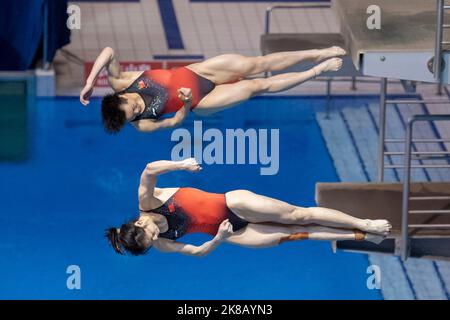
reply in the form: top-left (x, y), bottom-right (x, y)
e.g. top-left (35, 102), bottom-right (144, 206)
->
top-left (316, 182), bottom-right (450, 260)
top-left (335, 0), bottom-right (450, 84)
top-left (261, 0), bottom-right (450, 261)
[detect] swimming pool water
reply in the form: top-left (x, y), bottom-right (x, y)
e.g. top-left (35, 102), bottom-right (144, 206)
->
top-left (0, 96), bottom-right (382, 299)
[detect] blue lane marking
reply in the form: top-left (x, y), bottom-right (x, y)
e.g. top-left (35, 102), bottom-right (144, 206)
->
top-left (364, 102), bottom-right (419, 300)
top-left (157, 0), bottom-right (184, 49)
top-left (418, 98), bottom-right (450, 299)
top-left (77, 0), bottom-right (184, 50)
top-left (339, 110), bottom-right (371, 182)
top-left (339, 102), bottom-right (418, 300)
top-left (443, 85), bottom-right (450, 99)
top-left (365, 100), bottom-right (417, 300)
top-left (398, 258), bottom-right (418, 300)
top-left (433, 262), bottom-right (450, 299)
top-left (393, 95), bottom-right (450, 299)
top-left (153, 54), bottom-right (204, 60)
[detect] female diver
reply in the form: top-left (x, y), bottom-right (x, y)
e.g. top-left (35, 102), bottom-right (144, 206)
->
top-left (106, 159), bottom-right (392, 256)
top-left (81, 46), bottom-right (346, 134)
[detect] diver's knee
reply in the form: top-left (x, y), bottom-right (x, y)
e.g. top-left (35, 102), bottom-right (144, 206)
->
top-left (292, 208), bottom-right (314, 223)
top-left (249, 55), bottom-right (268, 73)
top-left (247, 78), bottom-right (270, 95)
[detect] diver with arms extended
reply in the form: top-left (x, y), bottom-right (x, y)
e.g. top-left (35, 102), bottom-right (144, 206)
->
top-left (106, 158), bottom-right (392, 256)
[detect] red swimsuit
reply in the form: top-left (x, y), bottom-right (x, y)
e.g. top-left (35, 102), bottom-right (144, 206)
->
top-left (140, 188), bottom-right (249, 239)
top-left (121, 67), bottom-right (216, 121)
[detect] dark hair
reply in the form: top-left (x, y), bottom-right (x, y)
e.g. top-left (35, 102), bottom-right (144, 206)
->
top-left (101, 93), bottom-right (127, 134)
top-left (105, 219), bottom-right (151, 256)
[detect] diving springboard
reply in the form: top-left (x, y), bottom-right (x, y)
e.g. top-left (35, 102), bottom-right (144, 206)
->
top-left (334, 0), bottom-right (450, 84)
top-left (316, 182), bottom-right (450, 260)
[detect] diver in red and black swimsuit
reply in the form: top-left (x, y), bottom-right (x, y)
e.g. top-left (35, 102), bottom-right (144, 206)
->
top-left (140, 187), bottom-right (248, 241)
top-left (105, 159), bottom-right (392, 257)
top-left (120, 67), bottom-right (215, 122)
top-left (81, 46), bottom-right (347, 134)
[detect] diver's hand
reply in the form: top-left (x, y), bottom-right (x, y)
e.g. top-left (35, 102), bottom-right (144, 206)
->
top-left (180, 158), bottom-right (202, 172)
top-left (80, 83), bottom-right (94, 106)
top-left (216, 219), bottom-right (233, 241)
top-left (178, 87), bottom-right (192, 103)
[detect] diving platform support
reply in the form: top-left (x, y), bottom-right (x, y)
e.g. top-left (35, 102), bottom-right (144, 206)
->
top-left (316, 181), bottom-right (450, 261)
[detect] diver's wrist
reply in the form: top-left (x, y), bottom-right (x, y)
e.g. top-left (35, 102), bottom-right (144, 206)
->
top-left (175, 160), bottom-right (187, 170)
top-left (215, 234), bottom-right (225, 242)
top-left (178, 159), bottom-right (195, 170)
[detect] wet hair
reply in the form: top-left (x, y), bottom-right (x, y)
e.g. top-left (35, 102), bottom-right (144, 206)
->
top-left (105, 219), bottom-right (151, 256)
top-left (101, 93), bottom-right (127, 134)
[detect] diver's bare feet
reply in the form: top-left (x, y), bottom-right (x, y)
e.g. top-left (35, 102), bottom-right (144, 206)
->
top-left (312, 58), bottom-right (343, 76)
top-left (363, 219), bottom-right (392, 235)
top-left (315, 46), bottom-right (347, 62)
top-left (365, 233), bottom-right (386, 244)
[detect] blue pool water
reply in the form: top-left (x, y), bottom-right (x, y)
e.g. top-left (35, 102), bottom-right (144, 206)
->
top-left (0, 96), bottom-right (381, 299)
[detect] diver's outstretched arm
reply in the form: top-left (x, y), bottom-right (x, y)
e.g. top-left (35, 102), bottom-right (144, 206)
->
top-left (92, 47), bottom-right (121, 84)
top-left (80, 47), bottom-right (121, 105)
top-left (138, 158), bottom-right (202, 208)
top-left (143, 158), bottom-right (201, 177)
top-left (154, 220), bottom-right (233, 257)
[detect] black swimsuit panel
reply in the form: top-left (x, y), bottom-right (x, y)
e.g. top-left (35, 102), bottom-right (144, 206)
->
top-left (143, 196), bottom-right (190, 240)
top-left (140, 190), bottom-right (248, 240)
top-left (120, 72), bottom-right (168, 121)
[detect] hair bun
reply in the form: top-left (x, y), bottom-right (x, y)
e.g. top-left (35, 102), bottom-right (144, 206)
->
top-left (105, 227), bottom-right (124, 255)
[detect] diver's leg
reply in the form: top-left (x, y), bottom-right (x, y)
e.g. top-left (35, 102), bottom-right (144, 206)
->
top-left (193, 58), bottom-right (343, 116)
top-left (186, 47), bottom-right (346, 84)
top-left (225, 190), bottom-right (392, 235)
top-left (225, 223), bottom-right (384, 248)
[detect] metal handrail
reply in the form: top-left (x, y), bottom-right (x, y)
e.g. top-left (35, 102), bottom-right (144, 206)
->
top-left (410, 196), bottom-right (450, 200)
top-left (410, 155), bottom-right (450, 160)
top-left (401, 114), bottom-right (450, 261)
top-left (409, 224), bottom-right (450, 228)
top-left (378, 79), bottom-right (388, 181)
top-left (410, 210), bottom-right (450, 214)
top-left (265, 4), bottom-right (331, 34)
top-left (385, 99), bottom-right (450, 104)
top-left (378, 88), bottom-right (450, 181)
top-left (385, 151), bottom-right (450, 155)
top-left (386, 138), bottom-right (450, 143)
top-left (386, 164), bottom-right (450, 169)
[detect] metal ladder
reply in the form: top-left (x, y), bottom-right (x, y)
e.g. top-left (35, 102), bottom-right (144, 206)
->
top-left (400, 115), bottom-right (450, 260)
top-left (378, 0), bottom-right (450, 260)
